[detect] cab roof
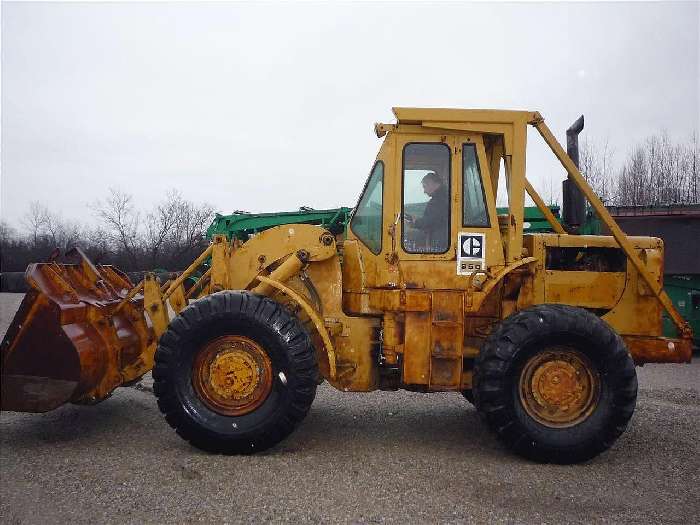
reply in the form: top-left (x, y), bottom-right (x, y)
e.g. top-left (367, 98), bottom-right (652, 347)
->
top-left (392, 107), bottom-right (535, 126)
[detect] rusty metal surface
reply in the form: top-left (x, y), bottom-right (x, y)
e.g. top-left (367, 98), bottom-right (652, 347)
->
top-left (0, 291), bottom-right (81, 411)
top-left (519, 348), bottom-right (600, 428)
top-left (1, 256), bottom-right (152, 412)
top-left (192, 335), bottom-right (273, 416)
top-left (624, 335), bottom-right (693, 364)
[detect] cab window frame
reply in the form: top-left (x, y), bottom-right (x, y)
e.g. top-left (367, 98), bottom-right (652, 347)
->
top-left (462, 142), bottom-right (490, 228)
top-left (349, 160), bottom-right (385, 255)
top-left (401, 141), bottom-right (452, 255)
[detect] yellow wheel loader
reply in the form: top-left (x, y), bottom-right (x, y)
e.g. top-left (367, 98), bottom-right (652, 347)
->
top-left (1, 108), bottom-right (694, 463)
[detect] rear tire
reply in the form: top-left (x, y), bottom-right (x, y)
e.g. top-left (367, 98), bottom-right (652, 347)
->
top-left (153, 291), bottom-right (318, 454)
top-left (474, 304), bottom-right (637, 464)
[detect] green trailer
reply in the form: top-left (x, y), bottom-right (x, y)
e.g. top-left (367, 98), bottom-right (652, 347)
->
top-left (662, 275), bottom-right (700, 347)
top-left (499, 205), bottom-right (562, 233)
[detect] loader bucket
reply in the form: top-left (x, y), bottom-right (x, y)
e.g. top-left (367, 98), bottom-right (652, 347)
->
top-left (1, 249), bottom-right (154, 412)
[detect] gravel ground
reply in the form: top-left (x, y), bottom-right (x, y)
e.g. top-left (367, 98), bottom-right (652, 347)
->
top-left (1, 292), bottom-right (698, 524)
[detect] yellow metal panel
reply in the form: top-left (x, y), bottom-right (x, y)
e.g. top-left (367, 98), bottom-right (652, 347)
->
top-left (167, 284), bottom-right (187, 315)
top-left (544, 271), bottom-right (626, 309)
top-left (329, 317), bottom-right (380, 391)
top-left (403, 311), bottom-right (431, 385)
top-left (505, 116), bottom-right (528, 263)
top-left (405, 290), bottom-right (432, 311)
top-left (429, 291), bottom-right (463, 389)
top-left (144, 273), bottom-right (169, 339)
top-left (422, 121), bottom-right (514, 155)
top-left (228, 224), bottom-right (336, 290)
top-left (486, 136), bottom-right (505, 203)
top-left (368, 289), bottom-right (402, 311)
top-left (303, 256), bottom-right (380, 391)
top-left (340, 240), bottom-right (365, 292)
top-left (382, 312), bottom-right (403, 365)
top-left (392, 107), bottom-right (534, 125)
top-left (210, 235), bottom-right (230, 291)
top-left (545, 233), bottom-right (661, 250)
top-left (602, 262), bottom-right (663, 336)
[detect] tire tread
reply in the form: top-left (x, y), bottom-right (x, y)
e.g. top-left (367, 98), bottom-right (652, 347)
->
top-left (474, 304), bottom-right (637, 464)
top-left (153, 291), bottom-right (318, 454)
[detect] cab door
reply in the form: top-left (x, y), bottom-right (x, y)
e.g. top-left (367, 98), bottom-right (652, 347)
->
top-left (396, 134), bottom-right (456, 288)
top-left (396, 133), bottom-right (503, 289)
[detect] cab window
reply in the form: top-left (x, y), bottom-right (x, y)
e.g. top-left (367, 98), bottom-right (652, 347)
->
top-left (350, 161), bottom-right (384, 254)
top-left (402, 143), bottom-right (450, 254)
top-left (462, 143), bottom-right (489, 227)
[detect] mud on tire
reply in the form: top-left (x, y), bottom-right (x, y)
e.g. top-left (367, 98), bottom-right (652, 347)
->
top-left (473, 304), bottom-right (637, 464)
top-left (153, 291), bottom-right (318, 454)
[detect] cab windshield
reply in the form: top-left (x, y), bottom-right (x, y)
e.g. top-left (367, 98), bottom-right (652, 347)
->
top-left (350, 161), bottom-right (384, 254)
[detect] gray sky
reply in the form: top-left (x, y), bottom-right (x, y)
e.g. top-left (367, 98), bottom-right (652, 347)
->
top-left (2, 1), bottom-right (698, 227)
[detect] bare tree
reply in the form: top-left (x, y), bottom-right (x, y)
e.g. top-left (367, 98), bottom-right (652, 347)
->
top-left (580, 137), bottom-right (614, 204)
top-left (43, 211), bottom-right (82, 252)
top-left (168, 198), bottom-right (215, 267)
top-left (0, 220), bottom-right (14, 244)
top-left (542, 175), bottom-right (559, 206)
top-left (92, 188), bottom-right (141, 268)
top-left (614, 132), bottom-right (699, 206)
top-left (81, 226), bottom-right (112, 264)
top-left (145, 190), bottom-right (182, 268)
top-left (3, 188), bottom-right (214, 273)
top-left (22, 201), bottom-right (50, 246)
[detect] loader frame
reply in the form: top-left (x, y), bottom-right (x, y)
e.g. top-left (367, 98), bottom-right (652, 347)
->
top-left (2, 108), bottom-right (693, 414)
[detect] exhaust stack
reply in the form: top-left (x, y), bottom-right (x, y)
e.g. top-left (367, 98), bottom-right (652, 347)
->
top-left (562, 115), bottom-right (586, 231)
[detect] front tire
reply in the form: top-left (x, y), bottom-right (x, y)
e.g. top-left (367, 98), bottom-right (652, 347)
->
top-left (474, 304), bottom-right (637, 464)
top-left (153, 291), bottom-right (318, 454)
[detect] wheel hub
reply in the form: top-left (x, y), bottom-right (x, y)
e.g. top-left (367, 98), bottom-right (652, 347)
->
top-left (209, 350), bottom-right (260, 400)
top-left (519, 348), bottom-right (600, 428)
top-left (193, 335), bottom-right (272, 416)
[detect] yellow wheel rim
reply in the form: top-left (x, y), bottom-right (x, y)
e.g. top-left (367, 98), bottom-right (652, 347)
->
top-left (192, 335), bottom-right (273, 416)
top-left (519, 348), bottom-right (600, 428)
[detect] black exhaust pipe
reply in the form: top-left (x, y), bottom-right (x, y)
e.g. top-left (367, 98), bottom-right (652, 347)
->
top-left (562, 115), bottom-right (586, 232)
